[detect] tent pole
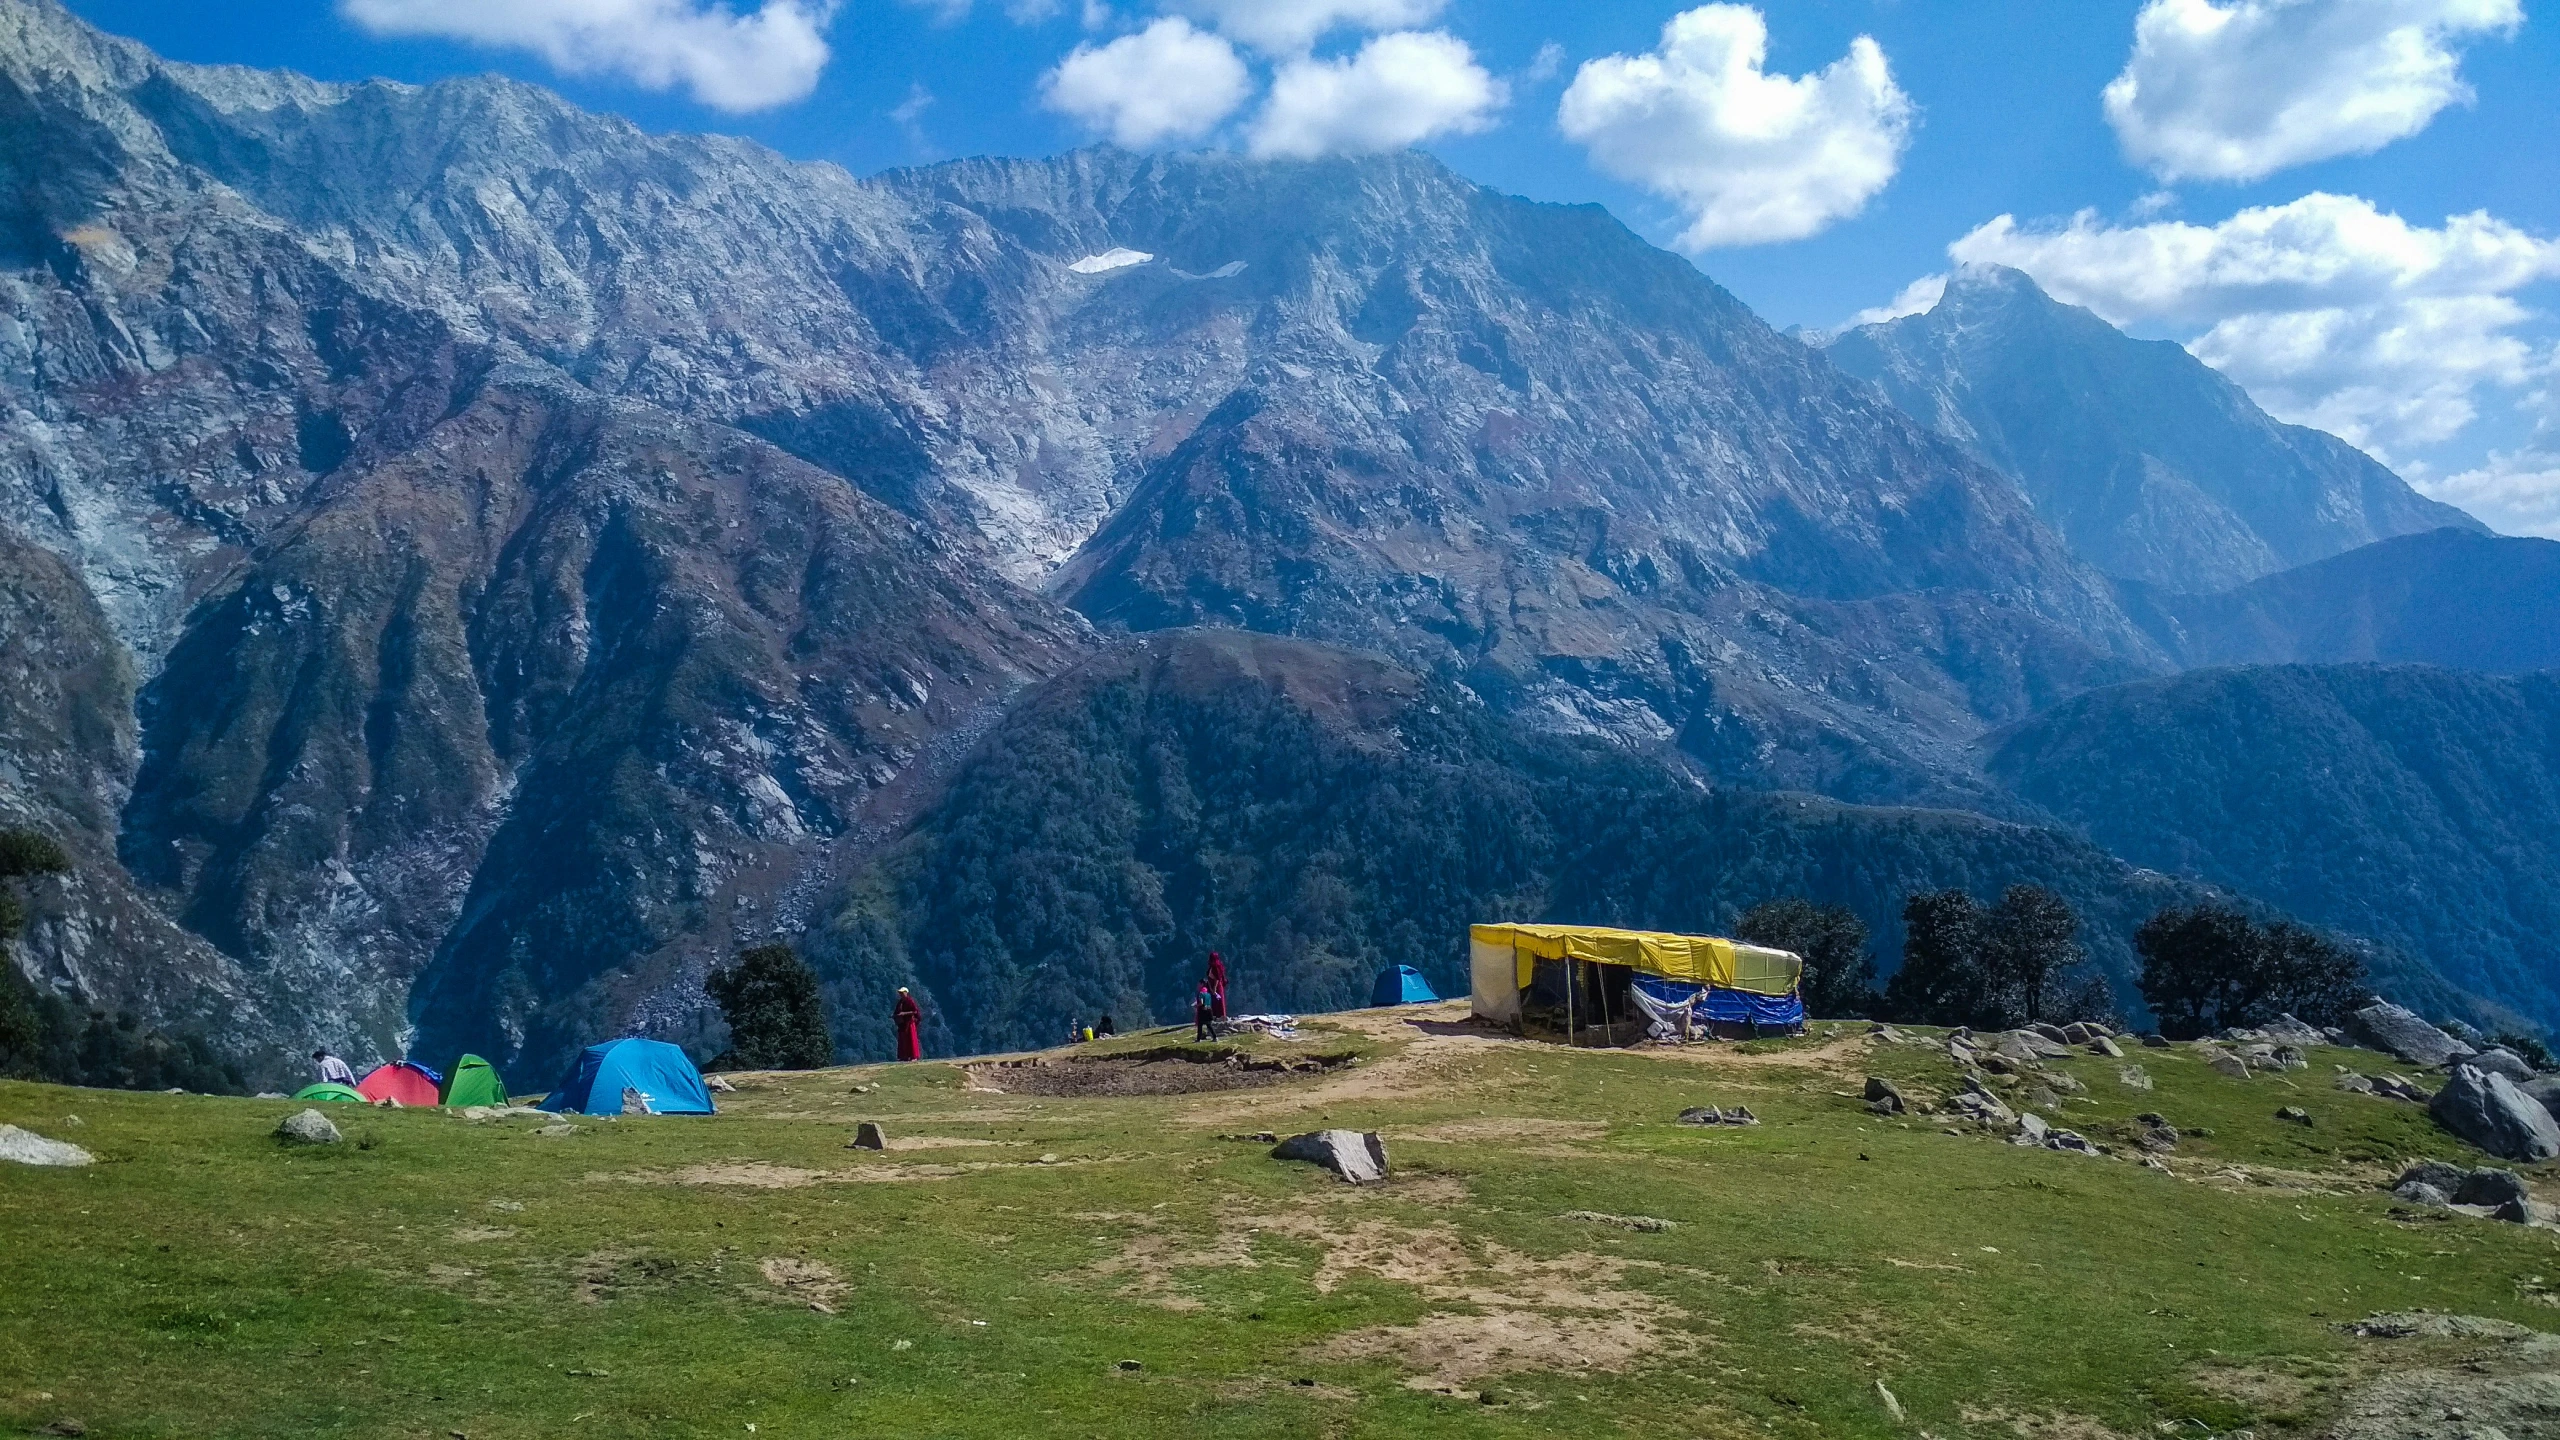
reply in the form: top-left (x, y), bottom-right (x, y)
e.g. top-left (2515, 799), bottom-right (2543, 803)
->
top-left (1566, 957), bottom-right (1576, 1046)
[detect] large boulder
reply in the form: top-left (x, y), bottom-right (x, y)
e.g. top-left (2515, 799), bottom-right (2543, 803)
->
top-left (2456, 1168), bottom-right (2531, 1208)
top-left (2430, 1066), bottom-right (2560, 1163)
top-left (2259, 1014), bottom-right (2327, 1047)
top-left (2522, 1075), bottom-right (2560, 1121)
top-left (2468, 1047), bottom-right (2538, 1083)
top-left (0, 1124), bottom-right (93, 1167)
top-left (2352, 1002), bottom-right (2476, 1069)
top-left (1272, 1130), bottom-right (1388, 1184)
top-left (274, 1110), bottom-right (343, 1146)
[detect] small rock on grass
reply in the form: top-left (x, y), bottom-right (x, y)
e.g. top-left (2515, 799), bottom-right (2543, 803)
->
top-left (2117, 1065), bottom-right (2154, 1091)
top-left (273, 1110), bottom-right (342, 1147)
top-left (2275, 1105), bottom-right (2313, 1126)
top-left (1862, 1076), bottom-right (1905, 1114)
top-left (0, 1124), bottom-right (93, 1167)
top-left (850, 1121), bottom-right (887, 1151)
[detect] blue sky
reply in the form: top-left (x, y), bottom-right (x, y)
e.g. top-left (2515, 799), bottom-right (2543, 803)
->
top-left (58, 0), bottom-right (2560, 534)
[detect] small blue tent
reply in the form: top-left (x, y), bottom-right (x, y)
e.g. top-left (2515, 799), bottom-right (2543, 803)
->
top-left (538, 1038), bottom-right (716, 1116)
top-left (1370, 964), bottom-right (1439, 1007)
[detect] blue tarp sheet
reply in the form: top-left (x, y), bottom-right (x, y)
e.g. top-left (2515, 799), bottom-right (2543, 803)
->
top-left (1632, 974), bottom-right (1805, 1030)
top-left (539, 1038), bottom-right (716, 1116)
top-left (1371, 965), bottom-right (1439, 1006)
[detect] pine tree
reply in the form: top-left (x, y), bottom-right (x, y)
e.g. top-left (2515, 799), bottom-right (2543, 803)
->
top-left (1734, 897), bottom-right (1880, 1018)
top-left (708, 944), bottom-right (835, 1070)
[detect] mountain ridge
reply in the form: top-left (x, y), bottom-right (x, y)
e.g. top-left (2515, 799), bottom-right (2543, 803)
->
top-left (1823, 263), bottom-right (2480, 592)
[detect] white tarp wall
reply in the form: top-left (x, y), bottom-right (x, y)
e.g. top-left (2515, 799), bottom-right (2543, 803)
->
top-left (1470, 933), bottom-right (1524, 1025)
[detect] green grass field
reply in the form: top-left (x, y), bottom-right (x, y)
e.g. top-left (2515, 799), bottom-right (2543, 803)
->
top-left (4, 1009), bottom-right (2554, 1439)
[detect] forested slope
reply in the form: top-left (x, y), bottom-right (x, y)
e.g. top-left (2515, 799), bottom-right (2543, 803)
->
top-left (1989, 664), bottom-right (2560, 1027)
top-left (800, 631), bottom-right (2371, 1059)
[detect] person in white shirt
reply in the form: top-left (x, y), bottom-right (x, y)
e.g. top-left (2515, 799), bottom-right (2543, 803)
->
top-left (312, 1049), bottom-right (356, 1086)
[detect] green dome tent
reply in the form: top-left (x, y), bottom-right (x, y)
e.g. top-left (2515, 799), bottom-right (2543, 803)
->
top-left (440, 1054), bottom-right (509, 1108)
top-left (292, 1082), bottom-right (366, 1104)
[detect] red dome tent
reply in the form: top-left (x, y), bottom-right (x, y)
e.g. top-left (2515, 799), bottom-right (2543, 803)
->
top-left (355, 1062), bottom-right (442, 1107)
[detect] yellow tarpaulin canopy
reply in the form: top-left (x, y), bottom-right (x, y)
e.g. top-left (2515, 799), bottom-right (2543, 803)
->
top-left (1467, 923), bottom-right (1802, 1024)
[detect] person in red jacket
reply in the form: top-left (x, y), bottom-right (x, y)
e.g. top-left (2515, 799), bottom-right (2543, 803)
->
top-left (1205, 951), bottom-right (1229, 1020)
top-left (892, 987), bottom-right (923, 1061)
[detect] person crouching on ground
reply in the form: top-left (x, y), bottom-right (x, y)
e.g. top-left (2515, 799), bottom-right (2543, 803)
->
top-left (312, 1048), bottom-right (356, 1086)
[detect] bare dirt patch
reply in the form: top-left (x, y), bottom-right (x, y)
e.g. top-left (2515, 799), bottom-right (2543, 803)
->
top-left (450, 1226), bottom-right (516, 1243)
top-left (2322, 1321), bottom-right (2560, 1439)
top-left (1327, 1310), bottom-right (1681, 1393)
top-left (659, 1162), bottom-right (829, 1189)
top-left (966, 1046), bottom-right (1354, 1098)
top-left (758, 1257), bottom-right (847, 1314)
top-left (1396, 1117), bottom-right (1606, 1143)
top-left (881, 1136), bottom-right (1010, 1152)
top-left (1082, 1195), bottom-right (1697, 1387)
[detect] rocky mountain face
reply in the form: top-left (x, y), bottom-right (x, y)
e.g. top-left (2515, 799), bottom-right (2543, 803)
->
top-left (0, 0), bottom-right (2515, 1076)
top-left (1989, 664), bottom-right (2560, 1028)
top-left (2121, 529), bottom-right (2560, 672)
top-left (1823, 265), bottom-right (2479, 593)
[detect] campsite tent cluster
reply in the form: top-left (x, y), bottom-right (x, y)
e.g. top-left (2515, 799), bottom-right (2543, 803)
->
top-left (289, 1039), bottom-right (717, 1115)
top-left (1468, 923), bottom-right (1805, 1041)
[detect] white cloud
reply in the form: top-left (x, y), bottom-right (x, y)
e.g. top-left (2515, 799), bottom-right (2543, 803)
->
top-left (1945, 193), bottom-right (2560, 458)
top-left (1247, 30), bottom-right (1504, 159)
top-left (1555, 4), bottom-right (1912, 250)
top-left (339, 0), bottom-right (835, 111)
top-left (1174, 0), bottom-right (1445, 54)
top-left (1041, 17), bottom-right (1252, 147)
top-left (2432, 363), bottom-right (2560, 537)
top-left (1833, 272), bottom-right (1946, 333)
top-left (2103, 0), bottom-right (2521, 182)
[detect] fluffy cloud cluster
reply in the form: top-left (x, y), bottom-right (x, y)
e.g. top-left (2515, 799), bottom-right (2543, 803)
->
top-left (1174, 0), bottom-right (1445, 54)
top-left (1248, 30), bottom-right (1503, 157)
top-left (2103, 0), bottom-right (2521, 182)
top-left (339, 0), bottom-right (835, 111)
top-left (1041, 18), bottom-right (1253, 146)
top-left (1556, 4), bottom-right (1912, 250)
top-left (1040, 2), bottom-right (1499, 157)
top-left (1945, 194), bottom-right (2560, 461)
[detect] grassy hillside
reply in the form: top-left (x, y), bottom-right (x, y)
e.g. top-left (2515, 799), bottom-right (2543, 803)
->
top-left (4, 1006), bottom-right (2553, 1439)
top-left (1989, 663), bottom-right (2560, 1029)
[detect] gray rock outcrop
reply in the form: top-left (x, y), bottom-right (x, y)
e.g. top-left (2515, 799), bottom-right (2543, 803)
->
top-left (273, 1109), bottom-right (342, 1146)
top-left (1272, 1130), bottom-right (1388, 1185)
top-left (2430, 1066), bottom-right (2560, 1163)
top-left (2353, 1003), bottom-right (2477, 1069)
top-left (2468, 1047), bottom-right (2538, 1083)
top-left (0, 1124), bottom-right (94, 1166)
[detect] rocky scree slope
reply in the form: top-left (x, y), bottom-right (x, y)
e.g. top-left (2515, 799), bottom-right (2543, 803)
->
top-left (1823, 265), bottom-right (2477, 592)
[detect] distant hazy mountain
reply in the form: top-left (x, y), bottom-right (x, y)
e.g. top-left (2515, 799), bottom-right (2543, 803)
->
top-left (2124, 528), bottom-right (2560, 672)
top-left (1823, 265), bottom-right (2481, 592)
top-left (1989, 664), bottom-right (2560, 1028)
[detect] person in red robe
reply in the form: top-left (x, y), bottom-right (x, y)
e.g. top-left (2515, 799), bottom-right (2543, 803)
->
top-left (893, 987), bottom-right (923, 1061)
top-left (1205, 951), bottom-right (1229, 1019)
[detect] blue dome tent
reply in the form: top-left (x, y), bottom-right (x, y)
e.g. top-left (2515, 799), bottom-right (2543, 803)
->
top-left (1370, 964), bottom-right (1439, 1007)
top-left (538, 1038), bottom-right (716, 1116)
